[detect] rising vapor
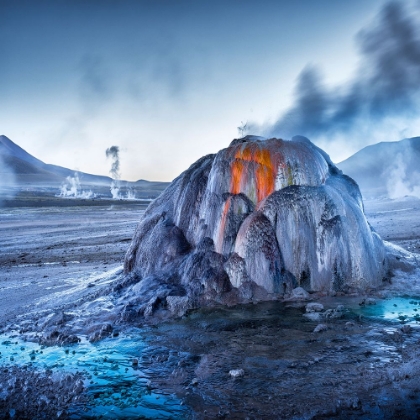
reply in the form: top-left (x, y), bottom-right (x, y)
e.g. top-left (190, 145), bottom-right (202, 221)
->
top-left (106, 145), bottom-right (121, 199)
top-left (257, 1), bottom-right (420, 146)
top-left (105, 146), bottom-right (120, 180)
top-left (0, 154), bottom-right (16, 205)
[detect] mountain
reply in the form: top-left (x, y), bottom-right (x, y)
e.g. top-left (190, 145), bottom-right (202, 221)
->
top-left (0, 135), bottom-right (111, 185)
top-left (337, 137), bottom-right (420, 199)
top-left (0, 135), bottom-right (170, 200)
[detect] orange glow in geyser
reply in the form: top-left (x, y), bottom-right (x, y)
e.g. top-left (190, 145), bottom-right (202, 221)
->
top-left (230, 143), bottom-right (278, 203)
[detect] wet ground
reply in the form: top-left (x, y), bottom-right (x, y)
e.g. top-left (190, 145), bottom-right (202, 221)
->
top-left (141, 298), bottom-right (420, 419)
top-left (1, 197), bottom-right (420, 419)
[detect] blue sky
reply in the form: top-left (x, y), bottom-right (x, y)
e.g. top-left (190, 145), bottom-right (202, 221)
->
top-left (3, 0), bottom-right (419, 181)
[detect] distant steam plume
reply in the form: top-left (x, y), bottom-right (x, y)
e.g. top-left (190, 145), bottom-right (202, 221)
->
top-left (256, 1), bottom-right (420, 148)
top-left (58, 172), bottom-right (95, 199)
top-left (0, 155), bottom-right (16, 205)
top-left (105, 145), bottom-right (120, 179)
top-left (385, 140), bottom-right (420, 199)
top-left (106, 145), bottom-right (121, 199)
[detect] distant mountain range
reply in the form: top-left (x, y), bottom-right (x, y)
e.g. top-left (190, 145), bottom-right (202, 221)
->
top-left (337, 137), bottom-right (420, 199)
top-left (0, 135), bottom-right (169, 199)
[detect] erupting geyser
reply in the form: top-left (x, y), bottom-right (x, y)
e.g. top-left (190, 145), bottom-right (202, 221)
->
top-left (123, 136), bottom-right (387, 316)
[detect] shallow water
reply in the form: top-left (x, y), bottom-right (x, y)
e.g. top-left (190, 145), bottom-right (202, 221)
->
top-left (139, 296), bottom-right (420, 418)
top-left (2, 296), bottom-right (420, 419)
top-left (355, 296), bottom-right (420, 324)
top-left (0, 331), bottom-right (188, 419)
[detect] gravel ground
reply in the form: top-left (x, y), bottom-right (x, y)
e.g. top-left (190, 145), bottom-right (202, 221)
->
top-left (0, 204), bottom-right (146, 323)
top-left (0, 366), bottom-right (87, 420)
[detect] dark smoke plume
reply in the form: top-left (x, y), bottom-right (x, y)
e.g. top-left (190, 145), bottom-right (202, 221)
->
top-left (260, 1), bottom-right (420, 143)
top-left (105, 145), bottom-right (120, 180)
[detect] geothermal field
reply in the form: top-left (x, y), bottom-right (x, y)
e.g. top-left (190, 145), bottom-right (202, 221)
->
top-left (1, 135), bottom-right (420, 419)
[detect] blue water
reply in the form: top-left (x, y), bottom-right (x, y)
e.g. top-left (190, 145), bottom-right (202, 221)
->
top-left (353, 296), bottom-right (420, 324)
top-left (0, 330), bottom-right (187, 419)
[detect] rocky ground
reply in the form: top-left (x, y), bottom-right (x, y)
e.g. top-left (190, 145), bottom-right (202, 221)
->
top-left (0, 204), bottom-right (146, 323)
top-left (364, 197), bottom-right (420, 253)
top-left (0, 366), bottom-right (87, 419)
top-left (0, 196), bottom-right (420, 419)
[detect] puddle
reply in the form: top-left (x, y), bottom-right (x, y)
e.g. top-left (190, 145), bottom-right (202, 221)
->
top-left (352, 296), bottom-right (420, 324)
top-left (0, 331), bottom-right (188, 419)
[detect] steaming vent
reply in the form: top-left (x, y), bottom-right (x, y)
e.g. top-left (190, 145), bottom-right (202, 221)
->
top-left (58, 172), bottom-right (95, 199)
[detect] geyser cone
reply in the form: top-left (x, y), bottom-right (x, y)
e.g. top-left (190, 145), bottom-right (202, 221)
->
top-left (124, 136), bottom-right (387, 316)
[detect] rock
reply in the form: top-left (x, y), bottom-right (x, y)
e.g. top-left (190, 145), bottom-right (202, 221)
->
top-left (0, 366), bottom-right (87, 419)
top-left (400, 324), bottom-right (412, 334)
top-left (229, 369), bottom-right (245, 378)
top-left (101, 324), bottom-right (113, 334)
top-left (306, 302), bottom-right (324, 312)
top-left (303, 312), bottom-right (322, 322)
top-left (89, 324), bottom-right (113, 342)
top-left (324, 308), bottom-right (343, 319)
top-left (290, 287), bottom-right (310, 300)
top-left (313, 324), bottom-right (328, 333)
top-left (359, 297), bottom-right (376, 306)
top-left (166, 296), bottom-right (190, 317)
top-left (391, 330), bottom-right (404, 342)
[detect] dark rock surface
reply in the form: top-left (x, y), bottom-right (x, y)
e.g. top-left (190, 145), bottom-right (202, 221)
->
top-left (0, 366), bottom-right (86, 420)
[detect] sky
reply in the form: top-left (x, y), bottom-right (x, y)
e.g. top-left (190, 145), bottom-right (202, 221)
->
top-left (1, 0), bottom-right (420, 182)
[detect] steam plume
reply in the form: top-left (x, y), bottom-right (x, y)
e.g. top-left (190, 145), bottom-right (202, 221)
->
top-left (58, 172), bottom-right (95, 199)
top-left (106, 145), bottom-right (121, 199)
top-left (105, 146), bottom-right (120, 179)
top-left (386, 147), bottom-right (420, 199)
top-left (0, 154), bottom-right (16, 205)
top-left (257, 1), bottom-right (420, 146)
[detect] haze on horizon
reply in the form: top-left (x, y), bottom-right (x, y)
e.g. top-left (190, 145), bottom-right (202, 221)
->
top-left (1, 0), bottom-right (420, 182)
